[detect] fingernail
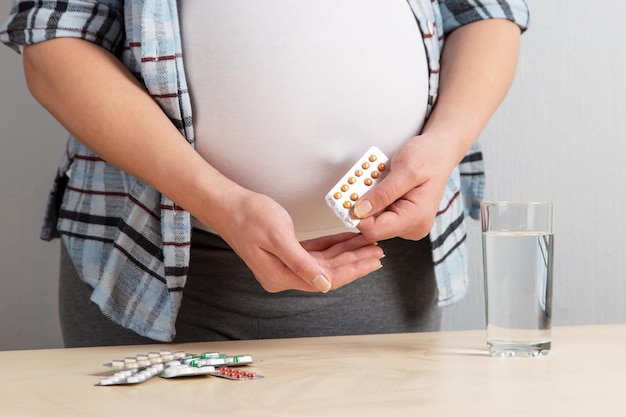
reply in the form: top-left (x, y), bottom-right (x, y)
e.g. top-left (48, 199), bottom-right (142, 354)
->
top-left (354, 200), bottom-right (373, 219)
top-left (312, 274), bottom-right (331, 293)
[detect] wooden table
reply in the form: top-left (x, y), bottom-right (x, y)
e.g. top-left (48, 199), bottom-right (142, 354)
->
top-left (1, 324), bottom-right (624, 416)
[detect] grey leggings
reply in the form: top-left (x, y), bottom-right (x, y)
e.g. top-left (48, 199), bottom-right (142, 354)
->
top-left (59, 230), bottom-right (441, 347)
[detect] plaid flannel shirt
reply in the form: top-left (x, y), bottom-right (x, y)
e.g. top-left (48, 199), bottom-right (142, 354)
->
top-left (0, 0), bottom-right (529, 341)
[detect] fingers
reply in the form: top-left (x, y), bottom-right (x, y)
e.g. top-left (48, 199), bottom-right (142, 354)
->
top-left (248, 249), bottom-right (329, 293)
top-left (300, 232), bottom-right (363, 251)
top-left (254, 233), bottom-right (384, 294)
top-left (324, 254), bottom-right (384, 289)
top-left (317, 234), bottom-right (380, 259)
top-left (302, 232), bottom-right (379, 257)
top-left (256, 238), bottom-right (334, 293)
top-left (351, 167), bottom-right (412, 242)
top-left (308, 240), bottom-right (384, 290)
top-left (353, 168), bottom-right (412, 221)
top-left (357, 187), bottom-right (435, 242)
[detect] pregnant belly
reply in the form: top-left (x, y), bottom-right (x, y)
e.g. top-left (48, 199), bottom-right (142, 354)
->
top-left (181, 0), bottom-right (429, 239)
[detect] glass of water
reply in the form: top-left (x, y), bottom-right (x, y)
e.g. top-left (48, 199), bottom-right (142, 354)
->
top-left (481, 201), bottom-right (554, 357)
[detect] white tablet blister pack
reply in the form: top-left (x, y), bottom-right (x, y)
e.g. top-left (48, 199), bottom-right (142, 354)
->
top-left (325, 146), bottom-right (390, 228)
top-left (104, 350), bottom-right (187, 370)
top-left (159, 362), bottom-right (216, 379)
top-left (97, 363), bottom-right (166, 386)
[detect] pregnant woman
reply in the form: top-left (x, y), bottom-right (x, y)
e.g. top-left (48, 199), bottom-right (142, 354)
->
top-left (0, 0), bottom-right (529, 346)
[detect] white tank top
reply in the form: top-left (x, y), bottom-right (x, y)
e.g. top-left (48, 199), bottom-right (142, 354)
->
top-left (180, 0), bottom-right (429, 240)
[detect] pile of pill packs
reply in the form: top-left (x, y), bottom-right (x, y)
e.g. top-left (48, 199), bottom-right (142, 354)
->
top-left (96, 350), bottom-right (262, 386)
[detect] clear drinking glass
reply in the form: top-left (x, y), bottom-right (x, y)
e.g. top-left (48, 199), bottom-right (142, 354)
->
top-left (481, 201), bottom-right (554, 357)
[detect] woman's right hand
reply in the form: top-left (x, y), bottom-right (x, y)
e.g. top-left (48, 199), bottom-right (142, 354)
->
top-left (203, 189), bottom-right (384, 293)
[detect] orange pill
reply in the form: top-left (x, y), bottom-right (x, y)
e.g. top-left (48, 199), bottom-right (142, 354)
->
top-left (361, 162), bottom-right (370, 170)
top-left (343, 201), bottom-right (352, 209)
top-left (371, 171), bottom-right (380, 179)
top-left (364, 178), bottom-right (373, 186)
top-left (348, 177), bottom-right (356, 184)
top-left (350, 193), bottom-right (359, 201)
top-left (369, 154), bottom-right (377, 162)
top-left (334, 192), bottom-right (342, 200)
top-left (341, 184), bottom-right (349, 192)
top-left (378, 163), bottom-right (387, 171)
top-left (355, 169), bottom-right (363, 177)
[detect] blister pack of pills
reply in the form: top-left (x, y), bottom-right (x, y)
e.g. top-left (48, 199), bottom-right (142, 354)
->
top-left (159, 362), bottom-right (216, 379)
top-left (210, 367), bottom-right (262, 381)
top-left (97, 363), bottom-right (166, 386)
top-left (104, 350), bottom-right (187, 370)
top-left (325, 146), bottom-right (390, 228)
top-left (182, 352), bottom-right (254, 368)
top-left (96, 350), bottom-right (262, 386)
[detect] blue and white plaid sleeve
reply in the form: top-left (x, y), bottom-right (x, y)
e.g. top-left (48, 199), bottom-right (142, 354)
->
top-left (439, 0), bottom-right (530, 35)
top-left (0, 0), bottom-right (124, 53)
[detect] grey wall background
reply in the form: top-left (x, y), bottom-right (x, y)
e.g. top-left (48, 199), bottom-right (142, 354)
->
top-left (1, 1), bottom-right (65, 349)
top-left (1, 0), bottom-right (624, 350)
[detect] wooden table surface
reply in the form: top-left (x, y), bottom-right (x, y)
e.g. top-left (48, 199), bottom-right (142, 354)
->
top-left (1, 324), bottom-right (624, 416)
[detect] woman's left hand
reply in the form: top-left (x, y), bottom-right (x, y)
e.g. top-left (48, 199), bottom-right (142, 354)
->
top-left (354, 133), bottom-right (454, 242)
